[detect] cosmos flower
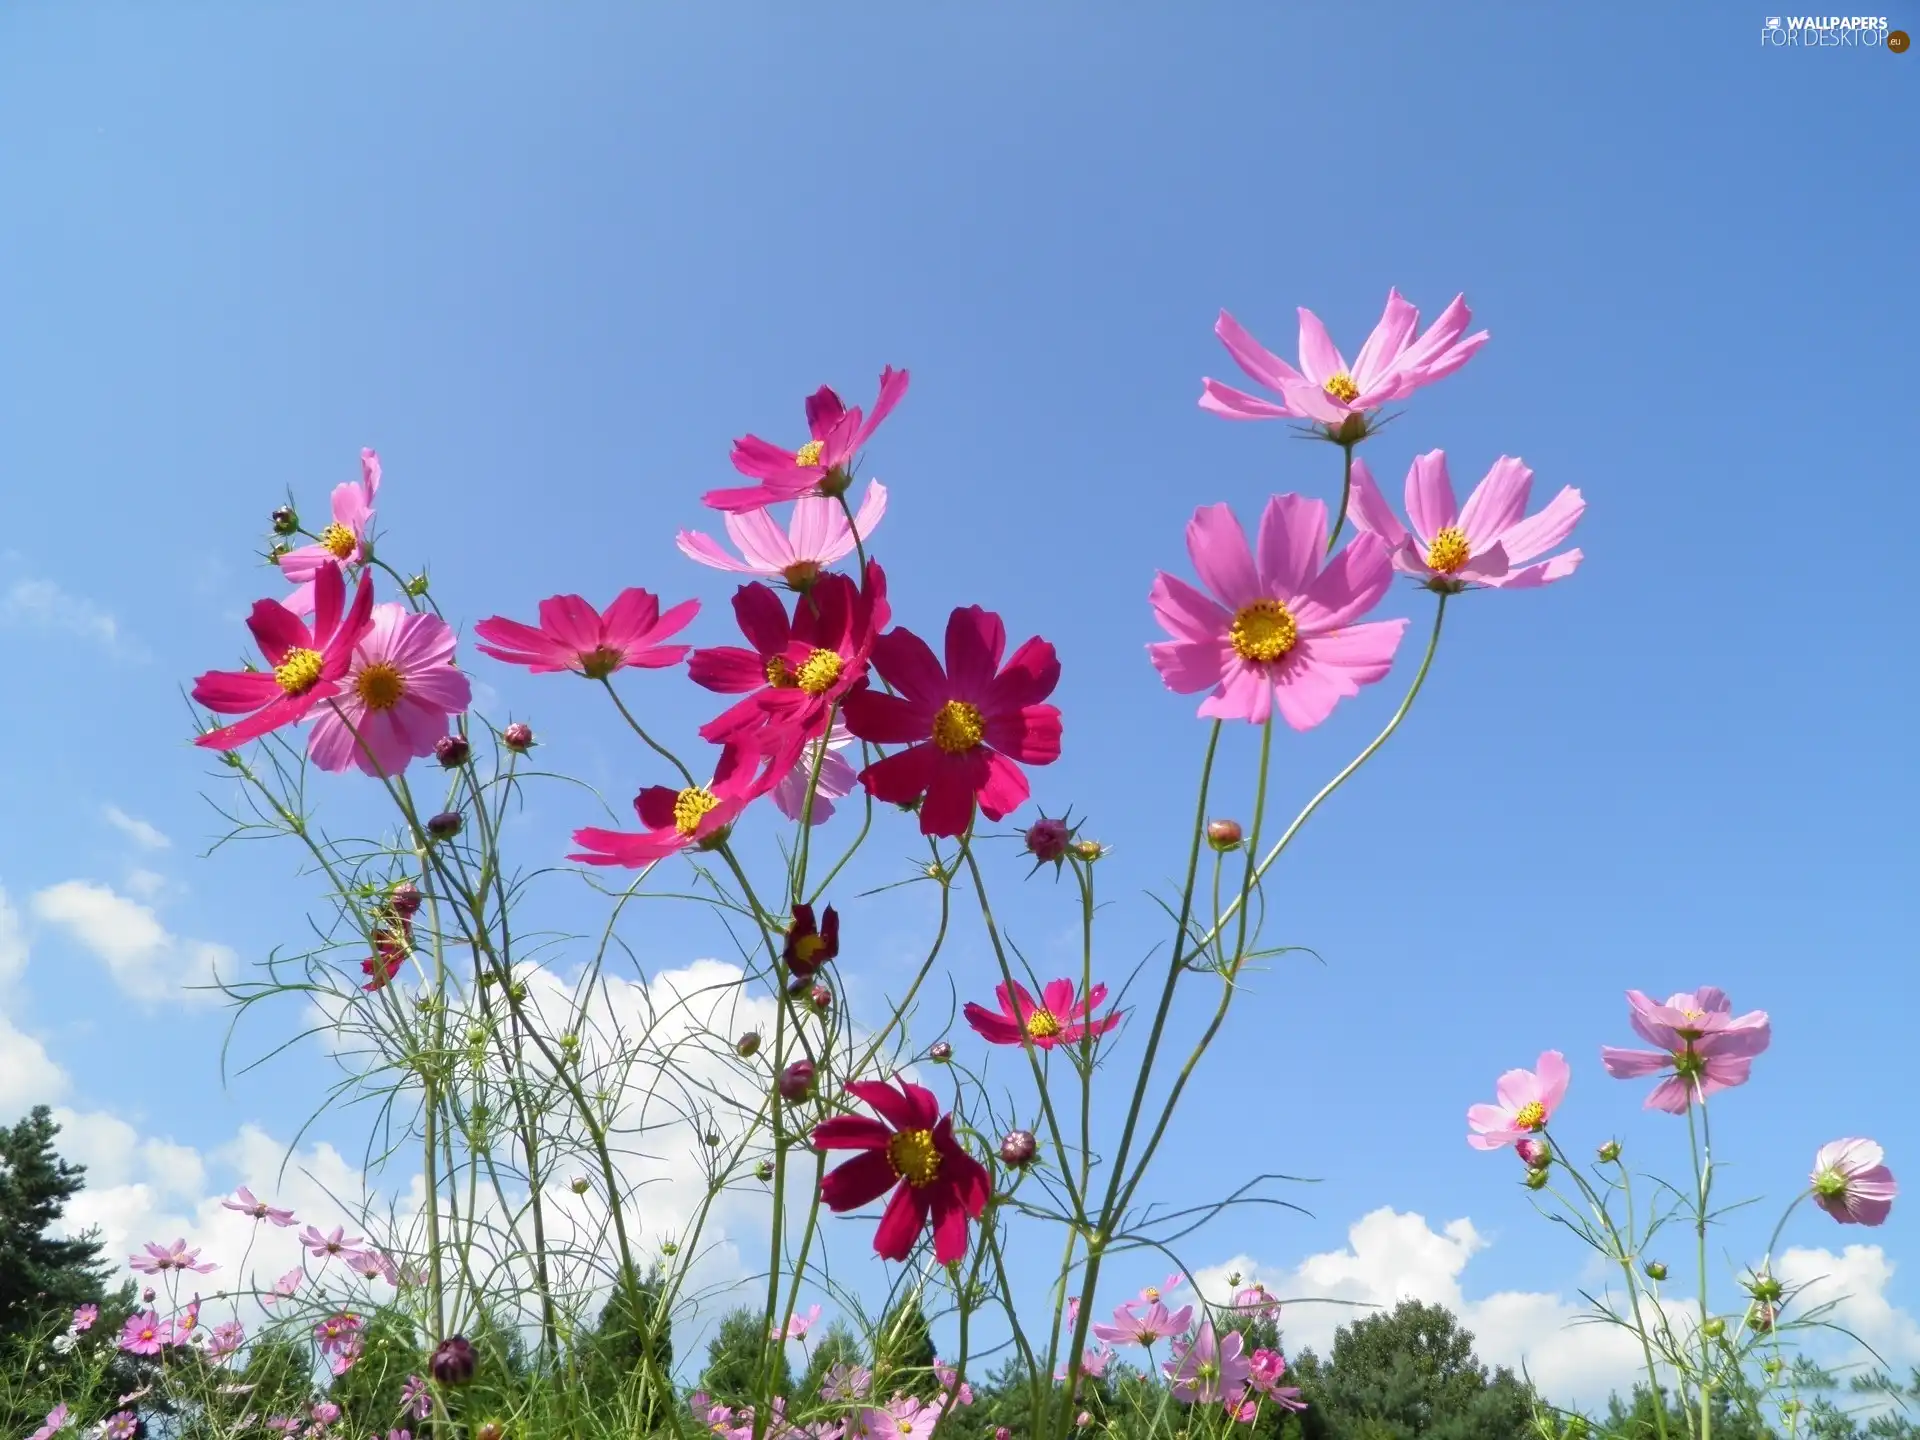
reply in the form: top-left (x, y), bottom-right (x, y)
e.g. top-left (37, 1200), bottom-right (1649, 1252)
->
top-left (1600, 987), bottom-right (1771, 1113)
top-left (782, 903), bottom-right (839, 979)
top-left (964, 979), bottom-right (1120, 1050)
top-left (1148, 495), bottom-right (1405, 728)
top-left (1165, 1322), bottom-right (1251, 1407)
top-left (813, 1078), bottom-right (992, 1264)
top-left (678, 483), bottom-right (889, 588)
top-left (301, 1226), bottom-right (365, 1262)
top-left (221, 1186), bottom-right (297, 1227)
top-left (705, 368), bottom-right (910, 512)
top-left (1466, 1051), bottom-right (1571, 1151)
top-left (1093, 1297), bottom-right (1193, 1347)
top-left (119, 1311), bottom-right (167, 1356)
top-left (1811, 1139), bottom-right (1898, 1226)
top-left (569, 744), bottom-right (771, 867)
top-left (772, 717), bottom-right (859, 825)
top-left (129, 1239), bottom-right (217, 1275)
top-left (1348, 451), bottom-right (1584, 591)
top-left (772, 1304), bottom-right (821, 1341)
top-left (279, 449), bottom-right (381, 614)
top-left (307, 605), bottom-right (471, 776)
top-left (473, 589), bottom-right (699, 678)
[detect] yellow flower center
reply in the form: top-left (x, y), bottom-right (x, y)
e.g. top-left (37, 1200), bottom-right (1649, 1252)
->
top-left (1026, 1009), bottom-right (1062, 1039)
top-left (1513, 1100), bottom-right (1547, 1132)
top-left (886, 1127), bottom-right (942, 1187)
top-left (1143, 1287), bottom-right (1160, 1302)
top-left (793, 934), bottom-right (827, 967)
top-left (672, 787), bottom-right (721, 836)
top-left (781, 560), bottom-right (821, 591)
top-left (765, 656), bottom-right (798, 688)
top-left (795, 439), bottom-right (825, 468)
top-left (355, 661), bottom-right (406, 711)
top-left (1227, 600), bottom-right (1298, 665)
top-left (1323, 372), bottom-right (1359, 404)
top-left (1425, 527), bottom-right (1471, 574)
top-left (579, 645), bottom-right (623, 680)
top-left (318, 522), bottom-right (358, 560)
top-left (273, 647), bottom-right (325, 696)
top-left (931, 700), bottom-right (986, 754)
top-left (796, 648), bottom-right (843, 695)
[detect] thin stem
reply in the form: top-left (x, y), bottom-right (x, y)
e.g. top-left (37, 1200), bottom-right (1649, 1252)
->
top-left (1328, 442), bottom-right (1355, 552)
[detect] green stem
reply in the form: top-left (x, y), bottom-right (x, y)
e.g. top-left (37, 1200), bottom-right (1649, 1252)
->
top-left (1329, 442), bottom-right (1355, 552)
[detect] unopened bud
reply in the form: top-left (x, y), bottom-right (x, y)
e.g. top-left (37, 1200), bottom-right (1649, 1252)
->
top-left (1645, 1261), bottom-right (1668, 1281)
top-left (1748, 1273), bottom-right (1783, 1304)
top-left (1596, 1139), bottom-right (1622, 1163)
top-left (999, 1130), bottom-right (1038, 1167)
top-left (388, 881), bottom-right (422, 918)
top-left (560, 1033), bottom-right (579, 1051)
top-left (1516, 1138), bottom-right (1551, 1171)
top-left (569, 1176), bottom-right (590, 1195)
top-left (476, 1421), bottom-right (504, 1440)
top-left (502, 722), bottom-right (533, 752)
top-left (703, 1131), bottom-right (721, 1148)
top-left (427, 811), bottom-right (463, 840)
top-left (778, 1061), bottom-right (815, 1102)
top-left (466, 1027), bottom-right (487, 1045)
top-left (1524, 1167), bottom-right (1550, 1190)
top-left (1024, 816), bottom-right (1071, 865)
top-left (1070, 839), bottom-right (1105, 863)
top-left (809, 984), bottom-right (833, 1012)
top-left (929, 1042), bottom-right (953, 1063)
top-left (405, 573), bottom-right (431, 598)
top-left (508, 982), bottom-right (526, 1002)
top-left (736, 1031), bottom-right (762, 1057)
top-left (433, 734), bottom-right (470, 768)
top-left (1750, 1303), bottom-right (1777, 1333)
top-left (661, 1240), bottom-right (680, 1256)
top-left (429, 1336), bottom-right (475, 1386)
top-left (756, 1160), bottom-right (775, 1182)
top-left (1703, 1318), bottom-right (1725, 1339)
top-left (1206, 818), bottom-right (1243, 851)
top-left (270, 505), bottom-right (298, 536)
top-left (142, 1288), bottom-right (155, 1303)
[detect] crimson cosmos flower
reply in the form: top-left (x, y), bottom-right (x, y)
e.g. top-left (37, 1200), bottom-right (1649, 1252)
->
top-left (783, 903), bottom-right (839, 979)
top-left (813, 1078), bottom-right (990, 1264)
top-left (473, 588), bottom-right (699, 678)
top-left (192, 562), bottom-right (375, 751)
top-left (703, 368), bottom-right (910, 513)
top-left (964, 979), bottom-right (1119, 1050)
top-left (841, 606), bottom-right (1062, 837)
top-left (569, 745), bottom-right (769, 867)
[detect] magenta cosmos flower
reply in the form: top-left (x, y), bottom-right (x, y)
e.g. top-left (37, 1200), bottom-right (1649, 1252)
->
top-left (841, 607), bottom-right (1063, 837)
top-left (677, 483), bottom-right (888, 589)
top-left (280, 449), bottom-right (381, 615)
top-left (473, 588), bottom-right (699, 679)
top-left (812, 1077), bottom-right (991, 1264)
top-left (1165, 1321), bottom-right (1252, 1406)
top-left (1200, 290), bottom-right (1486, 431)
top-left (1348, 451), bottom-right (1584, 591)
top-left (221, 1186), bottom-right (297, 1226)
top-left (963, 979), bottom-right (1120, 1050)
top-left (1466, 1051), bottom-right (1570, 1150)
top-left (569, 744), bottom-right (770, 867)
top-left (1148, 495), bottom-right (1406, 728)
top-left (194, 563), bottom-right (375, 752)
top-left (1601, 987), bottom-right (1771, 1113)
top-left (704, 367), bottom-right (910, 513)
top-left (307, 604), bottom-right (472, 777)
top-left (1811, 1139), bottom-right (1897, 1226)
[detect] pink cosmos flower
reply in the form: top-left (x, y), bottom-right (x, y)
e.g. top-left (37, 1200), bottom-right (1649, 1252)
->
top-left (678, 483), bottom-right (889, 588)
top-left (569, 743), bottom-right (772, 867)
top-left (1232, 1283), bottom-right (1279, 1315)
top-left (1811, 1139), bottom-right (1898, 1226)
top-left (772, 717), bottom-right (858, 826)
top-left (841, 607), bottom-right (1063, 837)
top-left (222, 1186), bottom-right (297, 1227)
top-left (328, 1333), bottom-right (363, 1376)
top-left (1057, 1346), bottom-right (1114, 1380)
top-left (130, 1238), bottom-right (217, 1275)
top-left (28, 1406), bottom-right (69, 1440)
top-left (820, 1364), bottom-right (872, 1404)
top-left (307, 604), bottom-right (471, 776)
top-left (859, 1395), bottom-right (941, 1440)
top-left (313, 1313), bottom-right (363, 1354)
top-left (311, 1403), bottom-right (341, 1427)
top-left (1094, 1297), bottom-right (1193, 1347)
top-left (705, 368), bottom-right (910, 513)
top-left (934, 1358), bottom-right (975, 1404)
top-left (1348, 451), bottom-right (1584, 591)
top-left (813, 1078), bottom-right (992, 1264)
top-left (120, 1310), bottom-right (167, 1356)
top-left (1200, 291), bottom-right (1486, 429)
top-left (103, 1414), bottom-right (136, 1440)
top-left (263, 1265), bottom-right (304, 1305)
top-left (347, 1248), bottom-right (400, 1285)
top-left (1148, 496), bottom-right (1406, 728)
top-left (207, 1320), bottom-right (245, 1362)
top-left (193, 563), bottom-right (376, 751)
top-left (473, 589), bottom-right (699, 679)
top-left (72, 1304), bottom-right (98, 1332)
top-left (772, 1303), bottom-right (821, 1341)
top-left (964, 979), bottom-right (1120, 1050)
top-left (1601, 987), bottom-right (1771, 1113)
top-left (1166, 1322), bottom-right (1252, 1406)
top-left (279, 449), bottom-right (381, 614)
top-left (1466, 1051), bottom-right (1571, 1150)
top-left (300, 1225), bottom-right (365, 1262)
top-left (1248, 1349), bottom-right (1306, 1410)
top-left (400, 1376), bottom-right (431, 1421)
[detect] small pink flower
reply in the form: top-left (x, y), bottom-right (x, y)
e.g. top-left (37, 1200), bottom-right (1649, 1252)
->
top-left (129, 1238), bottom-right (217, 1275)
top-left (1812, 1139), bottom-right (1898, 1226)
top-left (678, 484), bottom-right (889, 587)
top-left (771, 718), bottom-right (859, 827)
top-left (706, 369), bottom-right (911, 513)
top-left (1093, 1297), bottom-right (1193, 1347)
top-left (1466, 1051), bottom-right (1571, 1150)
top-left (772, 1303), bottom-right (821, 1341)
top-left (279, 449), bottom-right (381, 614)
top-left (310, 1402), bottom-right (341, 1428)
top-left (28, 1405), bottom-right (70, 1440)
top-left (120, 1310), bottom-right (166, 1356)
top-left (473, 589), bottom-right (699, 679)
top-left (222, 1186), bottom-right (297, 1227)
top-left (860, 1394), bottom-right (940, 1440)
top-left (328, 1333), bottom-right (364, 1376)
top-left (569, 744), bottom-right (775, 867)
top-left (934, 1358), bottom-right (975, 1405)
top-left (1248, 1348), bottom-right (1306, 1411)
top-left (1165, 1322), bottom-right (1252, 1406)
top-left (400, 1376), bottom-right (431, 1421)
top-left (263, 1265), bottom-right (304, 1305)
top-left (1348, 451), bottom-right (1584, 591)
top-left (1200, 291), bottom-right (1486, 429)
top-left (1601, 987), bottom-right (1771, 1113)
top-left (1057, 1346), bottom-right (1114, 1380)
top-left (300, 1226), bottom-right (364, 1262)
top-left (1232, 1283), bottom-right (1279, 1315)
top-left (1148, 496), bottom-right (1406, 729)
top-left (103, 1413), bottom-right (136, 1440)
top-left (307, 604), bottom-right (471, 777)
top-left (72, 1304), bottom-right (98, 1332)
top-left (964, 978), bottom-right (1120, 1050)
top-left (313, 1313), bottom-right (363, 1353)
top-left (207, 1320), bottom-right (246, 1362)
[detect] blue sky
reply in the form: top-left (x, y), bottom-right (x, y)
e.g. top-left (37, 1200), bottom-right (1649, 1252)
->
top-left (1, 1), bottom-right (1915, 1404)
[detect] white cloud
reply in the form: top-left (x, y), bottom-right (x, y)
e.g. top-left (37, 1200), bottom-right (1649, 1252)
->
top-left (0, 884), bottom-right (27, 986)
top-left (0, 577), bottom-right (141, 658)
top-left (30, 880), bottom-right (235, 1004)
top-left (125, 868), bottom-right (166, 900)
top-left (0, 1010), bottom-right (67, 1113)
top-left (103, 806), bottom-right (171, 851)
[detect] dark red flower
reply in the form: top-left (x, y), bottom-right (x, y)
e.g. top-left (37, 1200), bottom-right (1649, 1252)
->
top-left (783, 904), bottom-right (839, 979)
top-left (813, 1078), bottom-right (990, 1265)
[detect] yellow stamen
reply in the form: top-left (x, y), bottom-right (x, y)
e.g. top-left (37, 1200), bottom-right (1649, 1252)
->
top-left (796, 647), bottom-right (843, 695)
top-left (579, 645), bottom-right (624, 680)
top-left (672, 787), bottom-right (721, 836)
top-left (1025, 1009), bottom-right (1062, 1040)
top-left (273, 647), bottom-right (325, 696)
top-left (1513, 1100), bottom-right (1547, 1132)
top-left (1227, 600), bottom-right (1298, 665)
top-left (765, 656), bottom-right (798, 687)
top-left (318, 522), bottom-right (358, 560)
top-left (354, 661), bottom-right (406, 711)
top-left (931, 700), bottom-right (985, 754)
top-left (793, 934), bottom-right (826, 967)
top-left (1143, 1286), bottom-right (1160, 1302)
top-left (795, 439), bottom-right (825, 467)
top-left (886, 1128), bottom-right (942, 1187)
top-left (1425, 527), bottom-right (1471, 574)
top-left (1323, 372), bottom-right (1359, 404)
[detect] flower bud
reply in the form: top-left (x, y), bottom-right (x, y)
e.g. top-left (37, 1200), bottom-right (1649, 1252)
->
top-left (270, 505), bottom-right (298, 536)
top-left (502, 722), bottom-right (533, 753)
top-left (466, 1026), bottom-right (487, 1045)
top-left (1516, 1138), bottom-right (1551, 1171)
top-left (1763, 1357), bottom-right (1782, 1376)
top-left (999, 1130), bottom-right (1038, 1167)
top-left (778, 1061), bottom-right (815, 1102)
top-left (996, 1429), bottom-right (1012, 1440)
top-left (1703, 1318), bottom-right (1725, 1339)
top-left (433, 734), bottom-right (470, 769)
top-left (426, 811), bottom-right (463, 840)
top-left (661, 1240), bottom-right (680, 1256)
top-left (1749, 1302), bottom-right (1777, 1333)
top-left (405, 573), bottom-right (431, 598)
top-left (809, 984), bottom-right (833, 1012)
top-left (1206, 818), bottom-right (1243, 851)
top-left (1025, 816), bottom-right (1071, 865)
top-left (1524, 1167), bottom-right (1549, 1190)
top-left (1596, 1139), bottom-right (1622, 1163)
top-left (560, 1033), bottom-right (579, 1052)
top-left (569, 1176), bottom-right (590, 1195)
top-left (1070, 839), bottom-right (1105, 863)
top-left (1747, 1273), bottom-right (1783, 1304)
top-left (476, 1422), bottom-right (504, 1440)
top-left (736, 1031), bottom-right (762, 1058)
top-left (142, 1288), bottom-right (155, 1303)
top-left (703, 1131), bottom-right (722, 1148)
top-left (1644, 1261), bottom-right (1668, 1281)
top-left (388, 881), bottom-right (422, 918)
top-left (429, 1335), bottom-right (476, 1385)
top-left (756, 1160), bottom-right (775, 1182)
top-left (929, 1042), bottom-right (953, 1063)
